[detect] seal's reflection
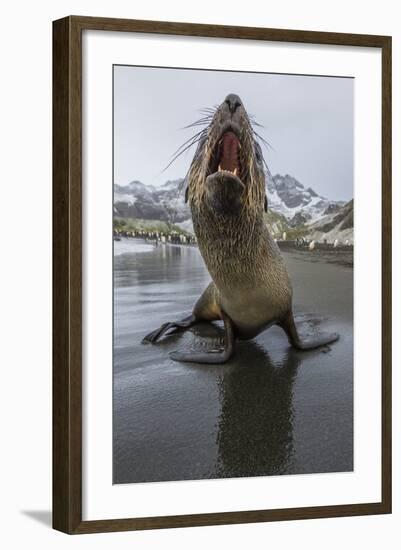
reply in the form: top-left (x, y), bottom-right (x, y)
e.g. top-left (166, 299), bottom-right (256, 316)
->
top-left (214, 338), bottom-right (301, 478)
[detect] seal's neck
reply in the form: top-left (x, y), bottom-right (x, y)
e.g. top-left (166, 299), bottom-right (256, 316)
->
top-left (192, 205), bottom-right (268, 286)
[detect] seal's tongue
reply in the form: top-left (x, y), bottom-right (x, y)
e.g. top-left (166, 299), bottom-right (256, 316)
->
top-left (219, 131), bottom-right (240, 174)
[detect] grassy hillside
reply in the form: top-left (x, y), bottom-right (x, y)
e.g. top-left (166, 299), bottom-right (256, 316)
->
top-left (114, 213), bottom-right (310, 240)
top-left (113, 217), bottom-right (190, 235)
top-left (264, 210), bottom-right (309, 240)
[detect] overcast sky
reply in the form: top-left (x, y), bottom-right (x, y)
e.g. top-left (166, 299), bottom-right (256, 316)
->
top-left (114, 65), bottom-right (353, 201)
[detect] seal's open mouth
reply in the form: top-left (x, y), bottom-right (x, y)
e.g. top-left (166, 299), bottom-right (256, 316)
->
top-left (209, 130), bottom-right (243, 181)
top-left (218, 131), bottom-right (241, 175)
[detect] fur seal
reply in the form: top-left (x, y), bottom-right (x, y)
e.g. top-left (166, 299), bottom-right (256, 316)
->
top-left (143, 93), bottom-right (339, 363)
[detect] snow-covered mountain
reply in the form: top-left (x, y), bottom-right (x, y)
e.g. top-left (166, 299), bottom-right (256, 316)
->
top-left (307, 199), bottom-right (353, 244)
top-left (265, 172), bottom-right (344, 225)
top-left (114, 173), bottom-right (352, 242)
top-left (114, 179), bottom-right (187, 222)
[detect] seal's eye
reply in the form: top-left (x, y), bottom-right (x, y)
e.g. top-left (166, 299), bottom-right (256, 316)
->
top-left (255, 143), bottom-right (263, 164)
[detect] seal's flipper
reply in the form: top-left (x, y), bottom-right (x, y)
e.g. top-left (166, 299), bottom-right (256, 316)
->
top-left (142, 314), bottom-right (197, 344)
top-left (169, 311), bottom-right (235, 364)
top-left (279, 311), bottom-right (339, 351)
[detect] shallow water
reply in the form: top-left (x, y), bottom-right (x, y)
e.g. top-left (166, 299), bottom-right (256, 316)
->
top-left (113, 239), bottom-right (353, 483)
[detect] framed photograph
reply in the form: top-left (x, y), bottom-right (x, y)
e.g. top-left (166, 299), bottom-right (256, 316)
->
top-left (53, 16), bottom-right (392, 534)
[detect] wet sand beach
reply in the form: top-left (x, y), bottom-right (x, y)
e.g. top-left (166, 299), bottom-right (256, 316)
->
top-left (113, 239), bottom-right (353, 483)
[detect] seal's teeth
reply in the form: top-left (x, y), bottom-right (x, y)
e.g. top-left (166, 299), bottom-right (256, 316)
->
top-left (217, 167), bottom-right (238, 175)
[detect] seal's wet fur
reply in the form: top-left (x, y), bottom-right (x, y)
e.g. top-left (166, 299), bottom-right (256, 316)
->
top-left (143, 94), bottom-right (339, 363)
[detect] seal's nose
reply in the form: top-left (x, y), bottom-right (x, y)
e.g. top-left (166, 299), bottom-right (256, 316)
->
top-left (225, 93), bottom-right (242, 114)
